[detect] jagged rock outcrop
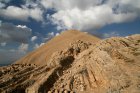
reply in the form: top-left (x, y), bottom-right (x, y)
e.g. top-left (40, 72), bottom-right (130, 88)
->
top-left (0, 34), bottom-right (140, 93)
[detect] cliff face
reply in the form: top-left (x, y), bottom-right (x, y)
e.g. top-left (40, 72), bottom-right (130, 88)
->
top-left (0, 32), bottom-right (140, 93)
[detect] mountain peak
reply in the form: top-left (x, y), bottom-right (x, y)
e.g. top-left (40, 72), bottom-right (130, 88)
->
top-left (15, 30), bottom-right (100, 65)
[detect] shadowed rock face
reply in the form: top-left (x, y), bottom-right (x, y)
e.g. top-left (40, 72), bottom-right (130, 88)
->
top-left (0, 32), bottom-right (140, 93)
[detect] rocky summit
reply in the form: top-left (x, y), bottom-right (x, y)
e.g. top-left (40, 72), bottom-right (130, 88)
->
top-left (0, 30), bottom-right (140, 93)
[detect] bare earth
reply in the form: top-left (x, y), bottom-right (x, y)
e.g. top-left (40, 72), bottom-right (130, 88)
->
top-left (0, 30), bottom-right (140, 93)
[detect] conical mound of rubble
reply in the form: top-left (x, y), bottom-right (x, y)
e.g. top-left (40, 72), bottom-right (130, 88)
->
top-left (0, 30), bottom-right (140, 93)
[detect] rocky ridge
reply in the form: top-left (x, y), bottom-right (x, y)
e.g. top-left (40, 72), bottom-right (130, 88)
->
top-left (0, 34), bottom-right (140, 93)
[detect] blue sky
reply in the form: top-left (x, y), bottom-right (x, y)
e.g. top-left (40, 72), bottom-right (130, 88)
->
top-left (0, 0), bottom-right (140, 65)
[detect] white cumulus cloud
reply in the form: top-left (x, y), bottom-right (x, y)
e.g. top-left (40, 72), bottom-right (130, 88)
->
top-left (1, 0), bottom-right (139, 31)
top-left (18, 43), bottom-right (29, 54)
top-left (16, 25), bottom-right (28, 29)
top-left (31, 36), bottom-right (38, 42)
top-left (41, 0), bottom-right (140, 31)
top-left (103, 31), bottom-right (120, 38)
top-left (34, 43), bottom-right (45, 49)
top-left (0, 42), bottom-right (6, 47)
top-left (0, 5), bottom-right (43, 21)
top-left (0, 2), bottom-right (5, 8)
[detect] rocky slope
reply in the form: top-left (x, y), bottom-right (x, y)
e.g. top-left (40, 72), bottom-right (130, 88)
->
top-left (0, 32), bottom-right (140, 93)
